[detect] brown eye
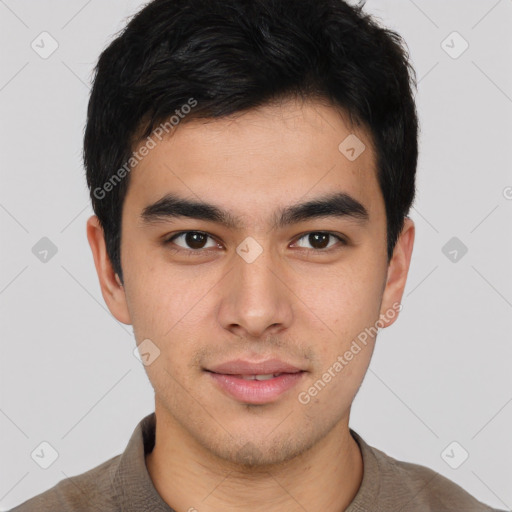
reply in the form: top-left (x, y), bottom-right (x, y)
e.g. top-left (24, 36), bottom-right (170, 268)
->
top-left (308, 233), bottom-right (329, 249)
top-left (184, 232), bottom-right (208, 249)
top-left (167, 231), bottom-right (218, 251)
top-left (294, 232), bottom-right (345, 251)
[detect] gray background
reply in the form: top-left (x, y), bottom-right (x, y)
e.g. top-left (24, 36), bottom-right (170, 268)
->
top-left (1, 0), bottom-right (511, 510)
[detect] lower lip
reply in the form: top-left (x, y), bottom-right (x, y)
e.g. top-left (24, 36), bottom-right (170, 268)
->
top-left (207, 371), bottom-right (305, 404)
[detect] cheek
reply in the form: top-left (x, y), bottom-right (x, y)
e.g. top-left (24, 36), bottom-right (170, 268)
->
top-left (123, 244), bottom-right (221, 339)
top-left (298, 259), bottom-right (385, 340)
top-left (123, 258), bottom-right (223, 389)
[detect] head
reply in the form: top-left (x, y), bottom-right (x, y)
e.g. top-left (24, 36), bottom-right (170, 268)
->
top-left (86, 0), bottom-right (417, 467)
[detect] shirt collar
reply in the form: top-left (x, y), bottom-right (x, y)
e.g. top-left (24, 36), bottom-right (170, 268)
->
top-left (110, 412), bottom-right (378, 511)
top-left (111, 412), bottom-right (174, 511)
top-left (346, 428), bottom-right (381, 511)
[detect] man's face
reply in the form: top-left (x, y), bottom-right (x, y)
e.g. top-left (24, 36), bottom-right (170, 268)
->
top-left (89, 98), bottom-right (413, 467)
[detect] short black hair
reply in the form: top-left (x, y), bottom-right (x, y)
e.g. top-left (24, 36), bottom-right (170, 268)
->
top-left (84, 0), bottom-right (418, 284)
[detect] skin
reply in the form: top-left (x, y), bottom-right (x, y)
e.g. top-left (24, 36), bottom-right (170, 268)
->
top-left (87, 97), bottom-right (415, 512)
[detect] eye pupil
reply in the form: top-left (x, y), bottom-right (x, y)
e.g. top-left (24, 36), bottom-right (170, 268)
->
top-left (309, 233), bottom-right (329, 249)
top-left (186, 232), bottom-right (207, 249)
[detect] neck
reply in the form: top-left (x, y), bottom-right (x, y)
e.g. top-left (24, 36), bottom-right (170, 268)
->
top-left (145, 403), bottom-right (363, 512)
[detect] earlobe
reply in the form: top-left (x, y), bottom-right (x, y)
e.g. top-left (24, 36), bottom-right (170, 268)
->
top-left (379, 217), bottom-right (415, 328)
top-left (86, 215), bottom-right (132, 325)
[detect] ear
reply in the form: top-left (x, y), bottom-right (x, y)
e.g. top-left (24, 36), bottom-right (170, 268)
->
top-left (86, 215), bottom-right (132, 325)
top-left (378, 217), bottom-right (415, 328)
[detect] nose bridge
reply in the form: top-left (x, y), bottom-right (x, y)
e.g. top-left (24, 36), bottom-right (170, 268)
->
top-left (237, 240), bottom-right (279, 295)
top-left (218, 237), bottom-right (292, 336)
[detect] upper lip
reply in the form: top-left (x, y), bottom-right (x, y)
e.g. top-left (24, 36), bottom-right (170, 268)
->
top-left (206, 358), bottom-right (304, 375)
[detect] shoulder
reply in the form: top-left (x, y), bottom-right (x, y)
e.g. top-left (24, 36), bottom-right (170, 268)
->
top-left (8, 454), bottom-right (122, 512)
top-left (369, 442), bottom-right (504, 512)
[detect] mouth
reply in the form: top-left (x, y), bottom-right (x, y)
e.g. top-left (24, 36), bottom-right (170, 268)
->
top-left (204, 360), bottom-right (306, 404)
top-left (214, 372), bottom-right (292, 381)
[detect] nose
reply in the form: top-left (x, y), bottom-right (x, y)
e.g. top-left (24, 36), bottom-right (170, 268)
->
top-left (217, 242), bottom-right (294, 339)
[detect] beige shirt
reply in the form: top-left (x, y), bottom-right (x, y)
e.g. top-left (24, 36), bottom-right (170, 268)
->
top-left (10, 412), bottom-right (505, 511)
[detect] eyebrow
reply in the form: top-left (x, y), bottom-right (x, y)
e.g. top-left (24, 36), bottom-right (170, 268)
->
top-left (140, 192), bottom-right (369, 230)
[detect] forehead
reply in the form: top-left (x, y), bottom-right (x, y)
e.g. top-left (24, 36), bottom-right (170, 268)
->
top-left (123, 98), bottom-right (383, 228)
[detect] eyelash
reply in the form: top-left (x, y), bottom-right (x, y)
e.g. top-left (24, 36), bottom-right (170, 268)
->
top-left (163, 231), bottom-right (347, 256)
